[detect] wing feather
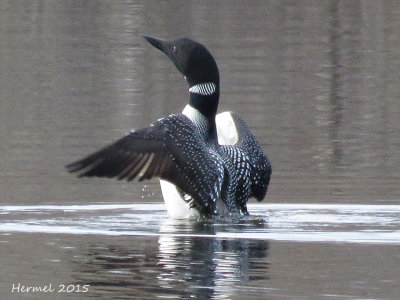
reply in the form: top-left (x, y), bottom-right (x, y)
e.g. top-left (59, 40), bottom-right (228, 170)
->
top-left (66, 115), bottom-right (221, 215)
top-left (217, 112), bottom-right (272, 203)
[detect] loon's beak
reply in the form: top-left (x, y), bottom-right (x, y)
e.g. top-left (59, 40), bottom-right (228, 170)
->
top-left (142, 35), bottom-right (169, 53)
top-left (142, 34), bottom-right (184, 78)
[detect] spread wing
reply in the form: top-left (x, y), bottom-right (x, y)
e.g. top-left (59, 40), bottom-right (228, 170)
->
top-left (217, 112), bottom-right (271, 203)
top-left (67, 123), bottom-right (176, 182)
top-left (66, 114), bottom-right (222, 215)
top-left (233, 113), bottom-right (271, 201)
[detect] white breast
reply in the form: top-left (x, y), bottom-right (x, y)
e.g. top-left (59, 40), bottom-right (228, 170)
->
top-left (159, 179), bottom-right (200, 219)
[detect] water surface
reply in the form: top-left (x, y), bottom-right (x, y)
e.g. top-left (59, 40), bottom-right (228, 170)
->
top-left (1, 203), bottom-right (400, 299)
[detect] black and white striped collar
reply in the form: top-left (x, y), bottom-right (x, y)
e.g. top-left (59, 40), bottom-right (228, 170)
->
top-left (189, 82), bottom-right (216, 96)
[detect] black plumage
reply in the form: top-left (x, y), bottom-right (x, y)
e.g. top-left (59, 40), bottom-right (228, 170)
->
top-left (67, 115), bottom-right (224, 215)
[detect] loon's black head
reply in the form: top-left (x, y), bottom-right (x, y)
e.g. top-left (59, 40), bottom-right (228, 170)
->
top-left (143, 35), bottom-right (220, 119)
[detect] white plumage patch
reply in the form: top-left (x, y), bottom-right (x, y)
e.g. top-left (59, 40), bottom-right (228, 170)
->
top-left (189, 82), bottom-right (216, 96)
top-left (216, 112), bottom-right (239, 145)
top-left (160, 179), bottom-right (200, 219)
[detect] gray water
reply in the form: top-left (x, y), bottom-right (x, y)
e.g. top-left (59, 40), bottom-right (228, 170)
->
top-left (1, 1), bottom-right (400, 299)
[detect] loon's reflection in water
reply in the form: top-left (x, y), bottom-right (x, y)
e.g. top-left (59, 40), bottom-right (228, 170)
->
top-left (71, 218), bottom-right (269, 299)
top-left (158, 219), bottom-right (269, 299)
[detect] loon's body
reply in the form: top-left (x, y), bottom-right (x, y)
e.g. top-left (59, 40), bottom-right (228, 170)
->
top-left (66, 35), bottom-right (271, 218)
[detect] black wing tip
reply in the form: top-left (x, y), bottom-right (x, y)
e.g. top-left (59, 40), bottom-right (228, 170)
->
top-left (65, 162), bottom-right (85, 178)
top-left (65, 161), bottom-right (79, 173)
top-left (65, 157), bottom-right (97, 177)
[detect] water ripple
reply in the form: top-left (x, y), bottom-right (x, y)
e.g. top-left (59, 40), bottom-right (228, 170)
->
top-left (1, 203), bottom-right (399, 245)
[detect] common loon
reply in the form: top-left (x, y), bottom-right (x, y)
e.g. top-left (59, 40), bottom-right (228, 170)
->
top-left (66, 35), bottom-right (272, 218)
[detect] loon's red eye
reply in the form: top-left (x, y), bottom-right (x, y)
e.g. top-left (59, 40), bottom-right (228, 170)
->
top-left (172, 45), bottom-right (178, 53)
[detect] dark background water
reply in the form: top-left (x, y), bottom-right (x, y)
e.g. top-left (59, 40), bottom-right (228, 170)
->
top-left (1, 0), bottom-right (399, 205)
top-left (1, 1), bottom-right (400, 299)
